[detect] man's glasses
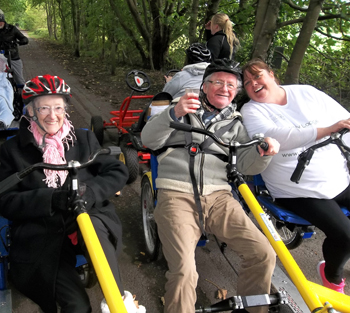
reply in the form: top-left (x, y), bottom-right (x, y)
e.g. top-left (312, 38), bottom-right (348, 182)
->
top-left (208, 80), bottom-right (236, 90)
top-left (36, 106), bottom-right (66, 115)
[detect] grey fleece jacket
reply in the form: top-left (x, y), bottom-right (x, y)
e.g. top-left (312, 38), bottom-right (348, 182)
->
top-left (141, 106), bottom-right (273, 195)
top-left (162, 62), bottom-right (210, 100)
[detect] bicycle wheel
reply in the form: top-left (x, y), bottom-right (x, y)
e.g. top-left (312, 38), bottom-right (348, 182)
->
top-left (119, 137), bottom-right (139, 184)
top-left (268, 214), bottom-right (304, 250)
top-left (90, 116), bottom-right (104, 145)
top-left (141, 174), bottom-right (160, 261)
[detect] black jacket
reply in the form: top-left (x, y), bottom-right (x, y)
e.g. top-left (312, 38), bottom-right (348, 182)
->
top-left (206, 30), bottom-right (234, 61)
top-left (0, 118), bottom-right (128, 310)
top-left (0, 23), bottom-right (28, 60)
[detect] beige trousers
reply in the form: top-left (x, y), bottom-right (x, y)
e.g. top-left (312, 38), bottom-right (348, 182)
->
top-left (155, 189), bottom-right (276, 313)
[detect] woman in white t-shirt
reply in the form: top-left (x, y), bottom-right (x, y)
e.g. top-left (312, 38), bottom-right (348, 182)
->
top-left (240, 58), bottom-right (350, 294)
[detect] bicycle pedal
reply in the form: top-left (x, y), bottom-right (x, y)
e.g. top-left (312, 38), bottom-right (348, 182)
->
top-left (299, 226), bottom-right (316, 239)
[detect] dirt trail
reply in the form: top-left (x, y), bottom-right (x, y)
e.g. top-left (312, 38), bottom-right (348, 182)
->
top-left (21, 33), bottom-right (115, 129)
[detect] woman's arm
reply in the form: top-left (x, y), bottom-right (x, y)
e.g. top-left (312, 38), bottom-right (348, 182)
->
top-left (241, 103), bottom-right (317, 151)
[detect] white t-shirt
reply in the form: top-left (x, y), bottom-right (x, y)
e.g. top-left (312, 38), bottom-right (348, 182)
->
top-left (241, 85), bottom-right (350, 199)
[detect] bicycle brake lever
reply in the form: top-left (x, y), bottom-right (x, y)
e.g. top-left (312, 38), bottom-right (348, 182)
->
top-left (290, 149), bottom-right (314, 183)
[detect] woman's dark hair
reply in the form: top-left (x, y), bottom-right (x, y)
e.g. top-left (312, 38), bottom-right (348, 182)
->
top-left (242, 58), bottom-right (280, 84)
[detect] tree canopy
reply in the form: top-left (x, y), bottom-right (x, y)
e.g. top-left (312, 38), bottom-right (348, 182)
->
top-left (3, 0), bottom-right (350, 107)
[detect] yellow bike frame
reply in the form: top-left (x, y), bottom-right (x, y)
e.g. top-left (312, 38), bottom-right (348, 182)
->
top-left (77, 213), bottom-right (128, 313)
top-left (239, 183), bottom-right (350, 312)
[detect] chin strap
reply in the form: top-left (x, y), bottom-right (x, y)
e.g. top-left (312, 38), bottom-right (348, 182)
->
top-left (31, 115), bottom-right (49, 148)
top-left (202, 93), bottom-right (221, 112)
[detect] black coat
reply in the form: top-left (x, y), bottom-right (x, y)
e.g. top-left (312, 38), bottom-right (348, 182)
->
top-left (206, 30), bottom-right (234, 61)
top-left (0, 23), bottom-right (29, 60)
top-left (0, 119), bottom-right (128, 309)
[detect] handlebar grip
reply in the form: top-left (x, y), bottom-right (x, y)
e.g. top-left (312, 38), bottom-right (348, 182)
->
top-left (290, 161), bottom-right (306, 184)
top-left (259, 141), bottom-right (269, 152)
top-left (0, 173), bottom-right (22, 196)
top-left (170, 121), bottom-right (193, 132)
top-left (290, 149), bottom-right (314, 183)
top-left (107, 146), bottom-right (122, 156)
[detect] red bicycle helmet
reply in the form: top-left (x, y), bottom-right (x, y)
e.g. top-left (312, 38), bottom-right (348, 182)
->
top-left (22, 74), bottom-right (71, 104)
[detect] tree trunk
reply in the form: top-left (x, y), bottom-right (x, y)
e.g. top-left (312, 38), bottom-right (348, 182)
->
top-left (251, 0), bottom-right (281, 60)
top-left (52, 0), bottom-right (58, 41)
top-left (188, 0), bottom-right (200, 43)
top-left (284, 0), bottom-right (325, 84)
top-left (56, 0), bottom-right (68, 44)
top-left (149, 0), bottom-right (172, 70)
top-left (70, 0), bottom-right (80, 57)
top-left (108, 0), bottom-right (149, 66)
top-left (45, 2), bottom-right (53, 38)
top-left (110, 41), bottom-right (117, 75)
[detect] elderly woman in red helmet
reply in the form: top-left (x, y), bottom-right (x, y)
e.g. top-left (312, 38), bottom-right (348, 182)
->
top-left (0, 75), bottom-right (145, 313)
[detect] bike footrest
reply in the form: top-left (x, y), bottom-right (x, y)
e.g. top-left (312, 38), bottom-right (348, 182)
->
top-left (195, 293), bottom-right (286, 312)
top-left (300, 226), bottom-right (316, 239)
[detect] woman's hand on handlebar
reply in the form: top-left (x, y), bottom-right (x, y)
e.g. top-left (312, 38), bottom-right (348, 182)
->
top-left (257, 137), bottom-right (280, 157)
top-left (174, 94), bottom-right (201, 118)
top-left (317, 118), bottom-right (350, 140)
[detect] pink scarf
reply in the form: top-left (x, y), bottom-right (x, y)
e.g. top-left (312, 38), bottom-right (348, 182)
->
top-left (30, 118), bottom-right (76, 188)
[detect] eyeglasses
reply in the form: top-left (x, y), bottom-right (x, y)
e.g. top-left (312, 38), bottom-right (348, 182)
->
top-left (208, 80), bottom-right (236, 90)
top-left (36, 106), bottom-right (66, 115)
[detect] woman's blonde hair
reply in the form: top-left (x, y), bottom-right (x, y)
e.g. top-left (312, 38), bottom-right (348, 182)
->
top-left (211, 13), bottom-right (240, 58)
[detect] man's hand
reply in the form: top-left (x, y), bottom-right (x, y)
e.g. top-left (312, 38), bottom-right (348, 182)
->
top-left (173, 93), bottom-right (201, 118)
top-left (258, 137), bottom-right (280, 157)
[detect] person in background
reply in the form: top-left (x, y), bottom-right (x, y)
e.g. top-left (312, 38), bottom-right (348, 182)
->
top-left (205, 13), bottom-right (240, 61)
top-left (0, 74), bottom-right (145, 312)
top-left (240, 58), bottom-right (350, 294)
top-left (163, 43), bottom-right (211, 101)
top-left (141, 58), bottom-right (280, 313)
top-left (0, 9), bottom-right (28, 86)
top-left (0, 53), bottom-right (14, 129)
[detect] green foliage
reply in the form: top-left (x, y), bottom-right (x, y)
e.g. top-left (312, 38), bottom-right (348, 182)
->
top-left (22, 5), bottom-right (47, 31)
top-left (28, 28), bottom-right (50, 38)
top-left (2, 0), bottom-right (349, 105)
top-left (0, 0), bottom-right (26, 15)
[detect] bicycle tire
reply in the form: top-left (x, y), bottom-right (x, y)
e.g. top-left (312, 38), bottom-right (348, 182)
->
top-left (269, 214), bottom-right (304, 250)
top-left (90, 116), bottom-right (104, 146)
top-left (141, 175), bottom-right (160, 261)
top-left (119, 138), bottom-right (139, 184)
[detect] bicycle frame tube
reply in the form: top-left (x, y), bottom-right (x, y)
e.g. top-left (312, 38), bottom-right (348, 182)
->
top-left (238, 183), bottom-right (350, 312)
top-left (77, 213), bottom-right (127, 313)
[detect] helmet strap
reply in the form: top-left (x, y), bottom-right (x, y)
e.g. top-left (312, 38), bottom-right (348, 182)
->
top-left (200, 82), bottom-right (221, 112)
top-left (32, 113), bottom-right (49, 144)
top-left (39, 133), bottom-right (48, 149)
top-left (202, 93), bottom-right (221, 112)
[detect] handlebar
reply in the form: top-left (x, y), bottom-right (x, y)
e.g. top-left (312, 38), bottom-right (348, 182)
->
top-left (169, 121), bottom-right (269, 151)
top-left (291, 128), bottom-right (350, 183)
top-left (0, 147), bottom-right (121, 197)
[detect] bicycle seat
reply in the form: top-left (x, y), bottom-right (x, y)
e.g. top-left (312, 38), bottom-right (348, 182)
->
top-left (254, 175), bottom-right (312, 225)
